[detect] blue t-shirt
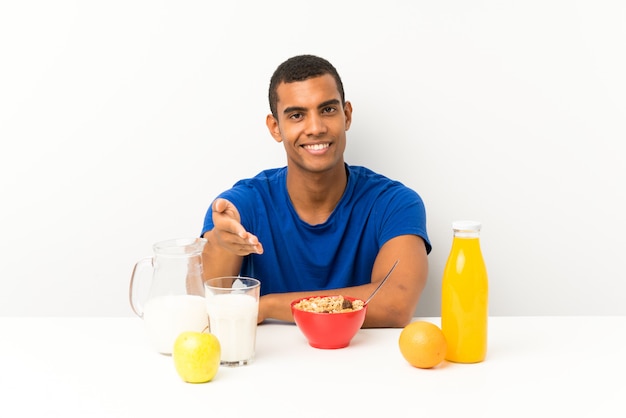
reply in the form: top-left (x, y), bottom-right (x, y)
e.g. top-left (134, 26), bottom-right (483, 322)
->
top-left (201, 164), bottom-right (431, 296)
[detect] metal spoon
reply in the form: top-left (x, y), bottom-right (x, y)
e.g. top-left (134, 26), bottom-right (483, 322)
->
top-left (363, 259), bottom-right (399, 306)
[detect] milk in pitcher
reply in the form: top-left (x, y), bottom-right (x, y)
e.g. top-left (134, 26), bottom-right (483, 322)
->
top-left (143, 294), bottom-right (208, 354)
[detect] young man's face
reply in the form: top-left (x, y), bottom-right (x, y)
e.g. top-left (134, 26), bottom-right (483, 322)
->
top-left (266, 74), bottom-right (352, 175)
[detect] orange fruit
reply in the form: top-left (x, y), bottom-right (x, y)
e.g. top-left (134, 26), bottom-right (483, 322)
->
top-left (399, 321), bottom-right (447, 369)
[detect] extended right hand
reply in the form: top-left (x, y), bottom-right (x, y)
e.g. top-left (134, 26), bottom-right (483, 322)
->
top-left (211, 198), bottom-right (263, 256)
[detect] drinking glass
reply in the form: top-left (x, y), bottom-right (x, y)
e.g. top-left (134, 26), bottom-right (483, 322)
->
top-left (204, 276), bottom-right (260, 366)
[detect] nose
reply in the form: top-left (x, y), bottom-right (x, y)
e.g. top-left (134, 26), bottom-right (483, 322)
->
top-left (304, 113), bottom-right (327, 136)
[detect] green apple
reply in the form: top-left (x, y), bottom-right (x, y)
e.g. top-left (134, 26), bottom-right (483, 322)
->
top-left (172, 331), bottom-right (221, 383)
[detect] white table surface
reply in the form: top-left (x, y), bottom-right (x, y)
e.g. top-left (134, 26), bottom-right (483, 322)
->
top-left (1, 316), bottom-right (624, 417)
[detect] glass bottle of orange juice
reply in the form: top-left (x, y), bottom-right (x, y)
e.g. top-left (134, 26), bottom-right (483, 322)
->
top-left (441, 220), bottom-right (488, 363)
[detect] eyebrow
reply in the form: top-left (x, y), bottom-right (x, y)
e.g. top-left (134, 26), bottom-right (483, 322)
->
top-left (282, 99), bottom-right (341, 116)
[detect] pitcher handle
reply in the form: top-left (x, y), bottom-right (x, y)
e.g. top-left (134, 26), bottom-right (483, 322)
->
top-left (129, 256), bottom-right (153, 318)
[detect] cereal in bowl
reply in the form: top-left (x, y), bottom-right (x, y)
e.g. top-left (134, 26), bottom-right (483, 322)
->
top-left (293, 296), bottom-right (364, 313)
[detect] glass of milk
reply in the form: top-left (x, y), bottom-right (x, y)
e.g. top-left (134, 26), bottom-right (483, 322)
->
top-left (204, 276), bottom-right (261, 367)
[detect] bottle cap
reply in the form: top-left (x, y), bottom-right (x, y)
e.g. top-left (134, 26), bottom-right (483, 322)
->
top-left (452, 220), bottom-right (482, 232)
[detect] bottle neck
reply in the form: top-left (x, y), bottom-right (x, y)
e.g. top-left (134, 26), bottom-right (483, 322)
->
top-left (453, 230), bottom-right (480, 239)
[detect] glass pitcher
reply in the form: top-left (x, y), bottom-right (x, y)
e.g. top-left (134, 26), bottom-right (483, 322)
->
top-left (129, 237), bottom-right (209, 354)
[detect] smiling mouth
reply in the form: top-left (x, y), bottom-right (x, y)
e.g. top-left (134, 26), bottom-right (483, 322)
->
top-left (302, 143), bottom-right (330, 151)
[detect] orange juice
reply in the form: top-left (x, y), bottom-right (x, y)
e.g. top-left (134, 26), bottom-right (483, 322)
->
top-left (441, 221), bottom-right (488, 363)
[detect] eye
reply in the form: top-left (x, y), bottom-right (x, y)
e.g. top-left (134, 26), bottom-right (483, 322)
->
top-left (289, 112), bottom-right (303, 120)
top-left (321, 106), bottom-right (337, 115)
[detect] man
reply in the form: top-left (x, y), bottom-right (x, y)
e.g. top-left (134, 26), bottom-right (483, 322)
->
top-left (201, 55), bottom-right (431, 328)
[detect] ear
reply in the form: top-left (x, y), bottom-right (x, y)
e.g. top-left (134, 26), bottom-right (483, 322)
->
top-left (266, 114), bottom-right (283, 143)
top-left (343, 101), bottom-right (353, 131)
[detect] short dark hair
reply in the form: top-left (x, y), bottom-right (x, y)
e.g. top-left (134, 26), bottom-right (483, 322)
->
top-left (268, 55), bottom-right (345, 118)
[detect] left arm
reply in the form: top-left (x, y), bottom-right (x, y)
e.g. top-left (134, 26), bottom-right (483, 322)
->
top-left (258, 234), bottom-right (428, 328)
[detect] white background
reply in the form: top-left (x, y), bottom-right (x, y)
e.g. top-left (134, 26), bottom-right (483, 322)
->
top-left (1, 0), bottom-right (624, 317)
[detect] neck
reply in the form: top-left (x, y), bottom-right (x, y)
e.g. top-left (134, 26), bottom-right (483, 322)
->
top-left (286, 163), bottom-right (348, 225)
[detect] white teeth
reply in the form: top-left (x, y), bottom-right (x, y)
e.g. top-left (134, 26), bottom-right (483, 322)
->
top-left (304, 143), bottom-right (329, 150)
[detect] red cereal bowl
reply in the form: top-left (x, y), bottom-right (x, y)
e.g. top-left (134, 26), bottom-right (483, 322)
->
top-left (290, 295), bottom-right (367, 349)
